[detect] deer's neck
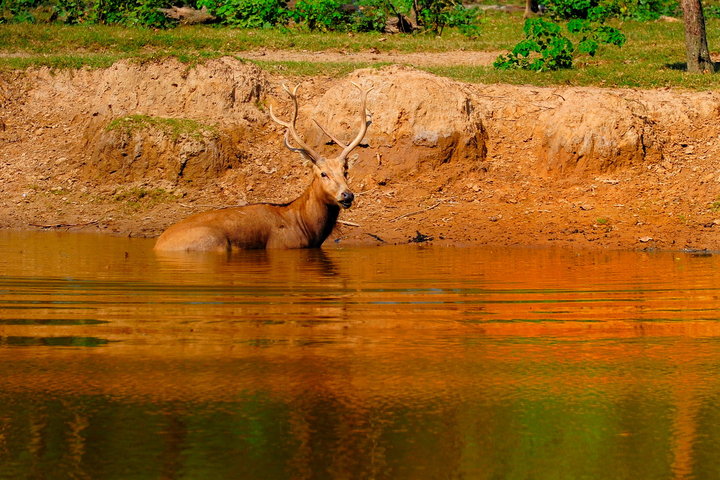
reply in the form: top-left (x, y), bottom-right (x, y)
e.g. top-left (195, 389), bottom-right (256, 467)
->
top-left (289, 178), bottom-right (340, 247)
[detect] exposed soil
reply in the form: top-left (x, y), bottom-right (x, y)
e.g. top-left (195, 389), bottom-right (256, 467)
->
top-left (239, 48), bottom-right (503, 67)
top-left (2, 54), bottom-right (720, 251)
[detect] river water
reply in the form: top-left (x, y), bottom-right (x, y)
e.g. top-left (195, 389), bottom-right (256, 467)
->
top-left (1, 230), bottom-right (720, 479)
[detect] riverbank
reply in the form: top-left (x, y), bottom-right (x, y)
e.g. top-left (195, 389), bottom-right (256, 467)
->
top-left (2, 56), bottom-right (720, 250)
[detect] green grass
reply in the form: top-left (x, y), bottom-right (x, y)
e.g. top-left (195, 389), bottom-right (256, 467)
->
top-left (111, 186), bottom-right (179, 211)
top-left (2, 12), bottom-right (720, 89)
top-left (709, 197), bottom-right (720, 211)
top-left (106, 115), bottom-right (218, 140)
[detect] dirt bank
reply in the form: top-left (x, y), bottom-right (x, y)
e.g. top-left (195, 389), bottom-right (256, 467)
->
top-left (1, 56), bottom-right (720, 250)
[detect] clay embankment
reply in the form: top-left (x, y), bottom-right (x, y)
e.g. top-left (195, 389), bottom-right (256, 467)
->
top-left (1, 56), bottom-right (720, 250)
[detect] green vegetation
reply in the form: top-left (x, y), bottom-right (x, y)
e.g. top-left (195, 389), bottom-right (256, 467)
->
top-left (1, 6), bottom-right (720, 89)
top-left (709, 196), bottom-right (720, 211)
top-left (106, 115), bottom-right (218, 140)
top-left (494, 0), bottom-right (626, 71)
top-left (0, 0), bottom-right (483, 33)
top-left (111, 186), bottom-right (179, 210)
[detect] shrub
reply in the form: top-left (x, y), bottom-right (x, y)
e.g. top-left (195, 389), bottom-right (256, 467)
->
top-left (0, 0), bottom-right (43, 22)
top-left (55, 0), bottom-right (89, 23)
top-left (199, 0), bottom-right (288, 28)
top-left (494, 18), bottom-right (574, 71)
top-left (605, 0), bottom-right (679, 20)
top-left (293, 0), bottom-right (353, 30)
top-left (495, 0), bottom-right (625, 71)
top-left (415, 0), bottom-right (481, 36)
top-left (353, 0), bottom-right (395, 32)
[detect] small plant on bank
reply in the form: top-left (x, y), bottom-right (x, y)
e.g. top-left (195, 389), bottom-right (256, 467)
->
top-left (112, 186), bottom-right (179, 211)
top-left (709, 196), bottom-right (720, 212)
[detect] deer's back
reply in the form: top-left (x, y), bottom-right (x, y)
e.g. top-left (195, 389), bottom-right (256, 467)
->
top-left (154, 204), bottom-right (291, 252)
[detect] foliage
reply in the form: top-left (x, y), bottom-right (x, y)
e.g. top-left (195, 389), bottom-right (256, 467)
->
top-left (353, 0), bottom-right (397, 32)
top-left (0, 0), bottom-right (482, 34)
top-left (705, 4), bottom-right (720, 19)
top-left (292, 0), bottom-right (353, 31)
top-left (0, 0), bottom-right (172, 26)
top-left (199, 0), bottom-right (288, 28)
top-left (609, 0), bottom-right (679, 20)
top-left (494, 18), bottom-right (574, 71)
top-left (494, 0), bottom-right (625, 72)
top-left (414, 0), bottom-right (482, 36)
top-left (546, 0), bottom-right (679, 21)
top-left (0, 0), bottom-right (42, 22)
top-left (88, 0), bottom-right (172, 27)
top-left (290, 0), bottom-right (421, 32)
top-left (55, 0), bottom-right (88, 23)
top-left (5, 14), bottom-right (720, 90)
top-left (544, 0), bottom-right (610, 21)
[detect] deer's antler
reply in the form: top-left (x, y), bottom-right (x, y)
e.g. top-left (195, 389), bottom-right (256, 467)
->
top-left (314, 82), bottom-right (373, 164)
top-left (269, 84), bottom-right (322, 163)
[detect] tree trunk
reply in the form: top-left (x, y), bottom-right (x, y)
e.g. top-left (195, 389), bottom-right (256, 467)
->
top-left (681, 0), bottom-right (714, 73)
top-left (524, 0), bottom-right (539, 18)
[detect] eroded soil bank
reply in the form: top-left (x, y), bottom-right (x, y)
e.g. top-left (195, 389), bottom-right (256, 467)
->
top-left (1, 56), bottom-right (720, 250)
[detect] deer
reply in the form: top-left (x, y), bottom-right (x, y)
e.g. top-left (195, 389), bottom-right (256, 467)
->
top-left (154, 82), bottom-right (372, 253)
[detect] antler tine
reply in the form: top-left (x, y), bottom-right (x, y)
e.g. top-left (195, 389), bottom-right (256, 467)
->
top-left (338, 82), bottom-right (373, 162)
top-left (269, 83), bottom-right (322, 162)
top-left (312, 119), bottom-right (348, 149)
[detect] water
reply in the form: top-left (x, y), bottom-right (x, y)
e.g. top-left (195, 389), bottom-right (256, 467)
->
top-left (1, 231), bottom-right (720, 479)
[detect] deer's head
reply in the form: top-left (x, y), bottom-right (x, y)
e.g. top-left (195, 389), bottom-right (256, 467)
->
top-left (270, 83), bottom-right (372, 210)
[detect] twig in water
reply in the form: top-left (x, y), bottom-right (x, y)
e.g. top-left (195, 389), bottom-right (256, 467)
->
top-left (366, 233), bottom-right (386, 243)
top-left (338, 219), bottom-right (360, 227)
top-left (30, 220), bottom-right (99, 229)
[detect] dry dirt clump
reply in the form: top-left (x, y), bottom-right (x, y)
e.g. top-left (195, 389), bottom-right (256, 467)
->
top-left (533, 89), bottom-right (663, 176)
top-left (299, 66), bottom-right (488, 189)
top-left (2, 56), bottom-right (720, 250)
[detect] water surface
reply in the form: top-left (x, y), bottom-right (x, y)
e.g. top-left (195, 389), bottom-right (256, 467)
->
top-left (1, 231), bottom-right (720, 479)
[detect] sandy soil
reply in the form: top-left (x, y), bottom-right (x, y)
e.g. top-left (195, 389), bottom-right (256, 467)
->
top-left (237, 48), bottom-right (502, 67)
top-left (1, 54), bottom-right (720, 251)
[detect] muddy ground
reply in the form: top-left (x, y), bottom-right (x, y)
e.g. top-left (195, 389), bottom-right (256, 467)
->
top-left (1, 54), bottom-right (720, 250)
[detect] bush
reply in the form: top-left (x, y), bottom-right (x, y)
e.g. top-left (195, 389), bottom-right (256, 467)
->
top-left (88, 0), bottom-right (172, 26)
top-left (546, 0), bottom-right (679, 21)
top-left (415, 0), bottom-right (481, 36)
top-left (605, 0), bottom-right (679, 20)
top-left (55, 0), bottom-right (89, 23)
top-left (353, 0), bottom-right (395, 32)
top-left (494, 18), bottom-right (574, 71)
top-left (0, 0), bottom-right (481, 33)
top-left (0, 0), bottom-right (44, 22)
top-left (199, 0), bottom-right (288, 28)
top-left (494, 16), bottom-right (625, 71)
top-left (293, 0), bottom-right (353, 30)
top-left (0, 0), bottom-right (173, 26)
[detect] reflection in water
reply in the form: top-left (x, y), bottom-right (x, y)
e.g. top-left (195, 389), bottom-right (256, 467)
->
top-left (1, 231), bottom-right (720, 478)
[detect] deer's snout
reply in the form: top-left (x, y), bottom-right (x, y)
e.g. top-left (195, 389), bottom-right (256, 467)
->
top-left (339, 191), bottom-right (354, 209)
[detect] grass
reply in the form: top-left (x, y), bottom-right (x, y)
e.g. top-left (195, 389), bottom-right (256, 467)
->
top-left (2, 12), bottom-right (720, 89)
top-left (111, 186), bottom-right (179, 211)
top-left (709, 197), bottom-right (720, 211)
top-left (106, 115), bottom-right (218, 140)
